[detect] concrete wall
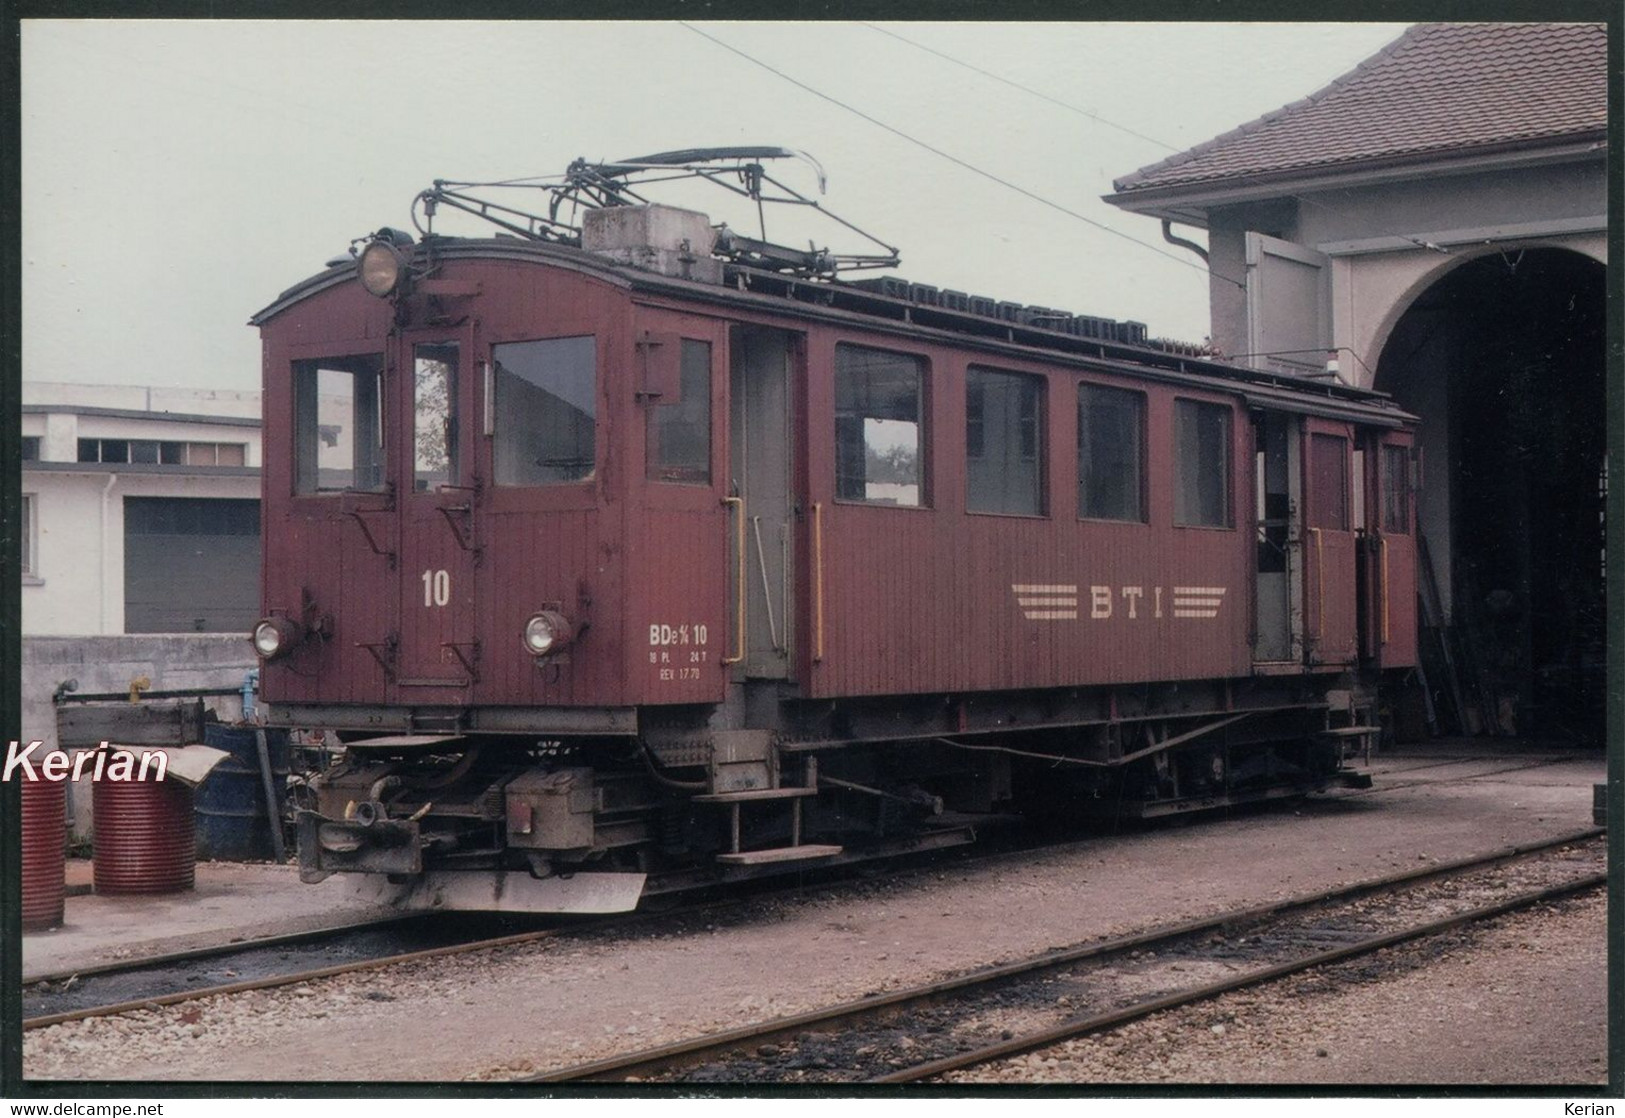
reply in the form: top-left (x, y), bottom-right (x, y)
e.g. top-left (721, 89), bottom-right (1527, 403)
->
top-left (21, 635), bottom-right (258, 837)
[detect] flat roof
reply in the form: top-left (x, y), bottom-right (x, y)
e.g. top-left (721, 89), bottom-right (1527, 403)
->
top-left (21, 404), bottom-right (260, 428)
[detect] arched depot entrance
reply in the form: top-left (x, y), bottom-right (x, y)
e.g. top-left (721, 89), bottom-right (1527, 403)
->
top-left (1375, 248), bottom-right (1605, 746)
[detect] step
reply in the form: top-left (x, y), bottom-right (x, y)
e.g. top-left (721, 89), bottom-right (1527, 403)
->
top-left (715, 844), bottom-right (844, 866)
top-left (693, 786), bottom-right (818, 803)
top-left (1318, 726), bottom-right (1380, 737)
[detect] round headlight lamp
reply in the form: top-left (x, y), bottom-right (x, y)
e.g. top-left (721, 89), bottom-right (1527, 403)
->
top-left (522, 611), bottom-right (574, 657)
top-left (357, 240), bottom-right (405, 297)
top-left (252, 617), bottom-right (304, 661)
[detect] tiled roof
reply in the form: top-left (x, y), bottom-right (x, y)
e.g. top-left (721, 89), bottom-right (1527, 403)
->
top-left (1112, 23), bottom-right (1607, 197)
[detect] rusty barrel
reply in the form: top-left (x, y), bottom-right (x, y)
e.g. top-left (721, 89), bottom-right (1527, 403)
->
top-left (93, 770), bottom-right (195, 895)
top-left (21, 774), bottom-right (67, 930)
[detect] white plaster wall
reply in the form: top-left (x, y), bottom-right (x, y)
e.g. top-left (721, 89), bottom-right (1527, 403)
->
top-left (1330, 231), bottom-right (1608, 388)
top-left (21, 469), bottom-right (261, 636)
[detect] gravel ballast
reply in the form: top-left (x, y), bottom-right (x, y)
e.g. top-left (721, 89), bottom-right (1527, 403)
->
top-left (22, 746), bottom-right (1605, 1084)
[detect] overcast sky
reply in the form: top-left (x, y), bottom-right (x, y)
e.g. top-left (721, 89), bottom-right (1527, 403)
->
top-left (21, 20), bottom-right (1409, 392)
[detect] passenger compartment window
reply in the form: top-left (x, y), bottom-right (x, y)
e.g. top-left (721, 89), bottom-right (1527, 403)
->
top-left (493, 336), bottom-right (597, 486)
top-left (1078, 383), bottom-right (1145, 522)
top-left (835, 344), bottom-right (925, 507)
top-left (1174, 398), bottom-right (1232, 528)
top-left (647, 339), bottom-right (712, 484)
top-left (413, 342), bottom-right (459, 491)
top-left (293, 354), bottom-right (385, 494)
top-left (1381, 444), bottom-right (1410, 533)
top-left (966, 367), bottom-right (1044, 516)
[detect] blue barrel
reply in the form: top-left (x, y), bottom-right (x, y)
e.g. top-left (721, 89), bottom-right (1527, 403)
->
top-left (196, 724), bottom-right (290, 861)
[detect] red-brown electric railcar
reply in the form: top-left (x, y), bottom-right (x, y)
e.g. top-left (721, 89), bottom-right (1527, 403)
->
top-left (250, 159), bottom-right (1417, 912)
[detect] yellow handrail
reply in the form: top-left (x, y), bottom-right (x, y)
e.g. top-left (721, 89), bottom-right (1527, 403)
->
top-left (813, 502), bottom-right (825, 663)
top-left (723, 496), bottom-right (746, 665)
top-left (1309, 527), bottom-right (1324, 639)
top-left (1380, 535), bottom-right (1390, 644)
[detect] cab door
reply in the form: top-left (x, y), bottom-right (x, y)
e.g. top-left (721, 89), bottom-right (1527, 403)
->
top-left (1301, 417), bottom-right (1358, 667)
top-left (393, 327), bottom-right (481, 694)
top-left (1367, 430), bottom-right (1419, 668)
top-left (728, 325), bottom-right (801, 680)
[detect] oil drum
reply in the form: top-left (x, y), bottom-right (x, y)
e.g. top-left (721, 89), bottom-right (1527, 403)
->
top-left (21, 773), bottom-right (67, 931)
top-left (92, 770), bottom-right (195, 895)
top-left (196, 724), bottom-right (290, 861)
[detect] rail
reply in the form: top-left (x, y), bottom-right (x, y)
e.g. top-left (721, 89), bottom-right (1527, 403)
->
top-left (530, 828), bottom-right (1604, 1084)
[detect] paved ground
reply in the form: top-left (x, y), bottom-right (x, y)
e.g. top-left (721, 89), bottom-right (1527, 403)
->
top-left (22, 740), bottom-right (1609, 1085)
top-left (23, 861), bottom-right (397, 982)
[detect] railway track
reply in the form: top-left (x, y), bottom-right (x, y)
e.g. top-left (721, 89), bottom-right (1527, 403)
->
top-left (22, 912), bottom-right (588, 1030)
top-left (23, 755), bottom-right (1596, 1036)
top-left (528, 828), bottom-right (1604, 1084)
top-left (22, 837), bottom-right (1002, 1030)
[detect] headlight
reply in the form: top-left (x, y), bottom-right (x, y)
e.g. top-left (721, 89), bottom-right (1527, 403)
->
top-left (252, 617), bottom-right (304, 661)
top-left (522, 611), bottom-right (574, 657)
top-left (357, 240), bottom-right (405, 297)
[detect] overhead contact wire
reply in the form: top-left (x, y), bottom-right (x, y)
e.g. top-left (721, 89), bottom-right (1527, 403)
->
top-left (677, 21), bottom-right (1244, 290)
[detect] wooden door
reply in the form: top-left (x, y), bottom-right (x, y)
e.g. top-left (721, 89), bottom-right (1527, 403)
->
top-left (394, 327), bottom-right (480, 693)
top-left (1302, 417), bottom-right (1358, 667)
top-left (1369, 430), bottom-right (1419, 668)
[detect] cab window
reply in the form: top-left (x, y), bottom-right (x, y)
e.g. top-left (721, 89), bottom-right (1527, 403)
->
top-left (293, 354), bottom-right (384, 494)
top-left (493, 336), bottom-right (597, 485)
top-left (413, 341), bottom-right (459, 491)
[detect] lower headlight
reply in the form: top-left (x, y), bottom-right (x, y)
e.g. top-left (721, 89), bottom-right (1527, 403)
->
top-left (252, 617), bottom-right (304, 661)
top-left (523, 611), bottom-right (574, 657)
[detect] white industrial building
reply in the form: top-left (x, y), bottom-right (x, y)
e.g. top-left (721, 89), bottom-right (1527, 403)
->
top-left (22, 382), bottom-right (263, 636)
top-left (21, 383), bottom-right (268, 835)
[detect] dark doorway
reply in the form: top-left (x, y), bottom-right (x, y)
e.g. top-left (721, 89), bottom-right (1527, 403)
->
top-left (1375, 248), bottom-right (1605, 745)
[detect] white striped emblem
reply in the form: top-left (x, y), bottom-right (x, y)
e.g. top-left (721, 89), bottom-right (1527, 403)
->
top-left (1172, 585), bottom-right (1226, 618)
top-left (1012, 583), bottom-right (1077, 620)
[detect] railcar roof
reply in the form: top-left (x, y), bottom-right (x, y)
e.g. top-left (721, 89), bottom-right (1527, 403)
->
top-left (251, 235), bottom-right (1414, 428)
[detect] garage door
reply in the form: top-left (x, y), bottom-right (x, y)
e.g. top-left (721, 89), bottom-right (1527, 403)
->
top-left (124, 497), bottom-right (260, 633)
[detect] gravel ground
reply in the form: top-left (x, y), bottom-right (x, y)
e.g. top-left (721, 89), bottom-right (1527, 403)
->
top-left (946, 889), bottom-right (1608, 1085)
top-left (22, 747), bottom-right (1605, 1084)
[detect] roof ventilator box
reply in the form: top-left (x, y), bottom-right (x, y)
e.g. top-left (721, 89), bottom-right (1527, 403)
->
top-left (582, 204), bottom-right (724, 284)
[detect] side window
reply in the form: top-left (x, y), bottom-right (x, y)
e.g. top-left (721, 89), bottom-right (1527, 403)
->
top-left (966, 367), bottom-right (1044, 516)
top-left (293, 354), bottom-right (385, 494)
top-left (1174, 398), bottom-right (1233, 528)
top-left (413, 342), bottom-right (459, 491)
top-left (21, 493), bottom-right (36, 578)
top-left (1381, 443), bottom-right (1410, 533)
top-left (1078, 382), bottom-right (1145, 522)
top-left (647, 339), bottom-right (712, 484)
top-left (493, 336), bottom-right (597, 486)
top-left (834, 344), bottom-right (925, 507)
top-left (1308, 433), bottom-right (1348, 530)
